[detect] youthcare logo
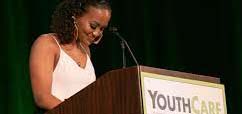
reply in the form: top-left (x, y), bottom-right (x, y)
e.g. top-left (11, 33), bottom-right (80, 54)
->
top-left (148, 90), bottom-right (222, 114)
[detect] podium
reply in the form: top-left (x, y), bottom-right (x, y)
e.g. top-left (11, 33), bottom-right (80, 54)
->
top-left (46, 66), bottom-right (226, 114)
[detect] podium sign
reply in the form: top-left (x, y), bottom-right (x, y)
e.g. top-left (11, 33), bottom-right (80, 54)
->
top-left (141, 72), bottom-right (227, 114)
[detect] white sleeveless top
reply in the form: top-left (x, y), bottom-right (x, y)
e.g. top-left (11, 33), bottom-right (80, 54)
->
top-left (51, 36), bottom-right (96, 101)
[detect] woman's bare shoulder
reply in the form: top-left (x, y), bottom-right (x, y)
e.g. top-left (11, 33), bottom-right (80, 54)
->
top-left (31, 33), bottom-right (60, 53)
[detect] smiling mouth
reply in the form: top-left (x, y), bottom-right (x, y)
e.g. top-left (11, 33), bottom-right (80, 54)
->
top-left (85, 36), bottom-right (96, 45)
top-left (86, 34), bottom-right (100, 45)
top-left (94, 37), bottom-right (100, 42)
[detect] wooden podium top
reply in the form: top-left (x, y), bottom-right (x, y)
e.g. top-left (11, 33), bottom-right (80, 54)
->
top-left (139, 66), bottom-right (220, 83)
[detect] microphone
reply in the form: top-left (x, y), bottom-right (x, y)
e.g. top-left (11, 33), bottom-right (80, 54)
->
top-left (109, 26), bottom-right (139, 68)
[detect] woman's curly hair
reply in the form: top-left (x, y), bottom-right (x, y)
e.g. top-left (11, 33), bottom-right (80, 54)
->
top-left (50, 0), bottom-right (111, 44)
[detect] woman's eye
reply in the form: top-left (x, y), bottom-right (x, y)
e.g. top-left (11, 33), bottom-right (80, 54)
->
top-left (90, 23), bottom-right (98, 29)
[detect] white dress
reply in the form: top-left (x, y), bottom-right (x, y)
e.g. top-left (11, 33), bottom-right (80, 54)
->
top-left (51, 36), bottom-right (96, 101)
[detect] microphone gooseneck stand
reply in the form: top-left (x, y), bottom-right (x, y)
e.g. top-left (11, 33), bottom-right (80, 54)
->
top-left (120, 40), bottom-right (126, 68)
top-left (109, 27), bottom-right (139, 68)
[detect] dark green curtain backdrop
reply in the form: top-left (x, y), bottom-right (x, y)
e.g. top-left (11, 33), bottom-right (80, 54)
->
top-left (1, 0), bottom-right (241, 113)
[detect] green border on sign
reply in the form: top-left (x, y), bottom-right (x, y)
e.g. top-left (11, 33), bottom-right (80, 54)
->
top-left (140, 72), bottom-right (227, 114)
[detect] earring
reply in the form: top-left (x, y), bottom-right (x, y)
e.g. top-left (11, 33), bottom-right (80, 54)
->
top-left (74, 23), bottom-right (79, 41)
top-left (72, 16), bottom-right (76, 20)
top-left (72, 16), bottom-right (79, 41)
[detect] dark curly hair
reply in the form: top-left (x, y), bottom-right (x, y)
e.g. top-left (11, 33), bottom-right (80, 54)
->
top-left (50, 0), bottom-right (111, 44)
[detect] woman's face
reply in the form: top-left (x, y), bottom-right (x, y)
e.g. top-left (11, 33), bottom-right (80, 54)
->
top-left (75, 6), bottom-right (111, 46)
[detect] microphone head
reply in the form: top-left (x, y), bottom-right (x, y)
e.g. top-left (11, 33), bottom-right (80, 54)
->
top-left (108, 26), bottom-right (118, 32)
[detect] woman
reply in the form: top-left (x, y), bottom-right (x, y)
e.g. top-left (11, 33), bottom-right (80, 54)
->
top-left (29, 0), bottom-right (111, 111)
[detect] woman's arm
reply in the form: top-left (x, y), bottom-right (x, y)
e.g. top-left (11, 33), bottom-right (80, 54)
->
top-left (29, 35), bottom-right (62, 110)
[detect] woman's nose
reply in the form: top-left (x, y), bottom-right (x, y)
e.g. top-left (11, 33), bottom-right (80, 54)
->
top-left (92, 31), bottom-right (102, 38)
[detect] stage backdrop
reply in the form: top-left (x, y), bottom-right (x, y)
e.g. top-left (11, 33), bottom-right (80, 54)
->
top-left (1, 0), bottom-right (241, 114)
